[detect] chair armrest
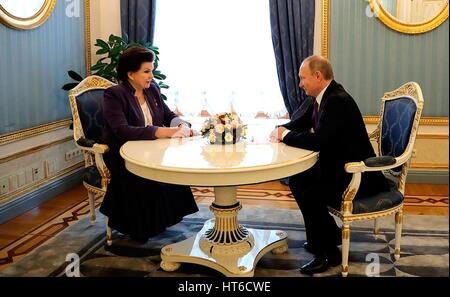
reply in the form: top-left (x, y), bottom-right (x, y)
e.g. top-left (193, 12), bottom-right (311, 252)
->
top-left (75, 137), bottom-right (111, 188)
top-left (345, 154), bottom-right (408, 174)
top-left (76, 137), bottom-right (109, 154)
top-left (77, 137), bottom-right (95, 147)
top-left (364, 156), bottom-right (396, 167)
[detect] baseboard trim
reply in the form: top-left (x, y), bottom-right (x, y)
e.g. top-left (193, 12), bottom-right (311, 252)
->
top-left (407, 169), bottom-right (449, 184)
top-left (0, 168), bottom-right (83, 224)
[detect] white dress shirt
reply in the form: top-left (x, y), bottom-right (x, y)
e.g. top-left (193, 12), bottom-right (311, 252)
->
top-left (140, 101), bottom-right (153, 126)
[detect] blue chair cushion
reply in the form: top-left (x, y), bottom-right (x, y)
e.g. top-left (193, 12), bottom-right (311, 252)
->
top-left (76, 89), bottom-right (105, 143)
top-left (381, 97), bottom-right (416, 173)
top-left (83, 165), bottom-right (101, 188)
top-left (352, 179), bottom-right (403, 214)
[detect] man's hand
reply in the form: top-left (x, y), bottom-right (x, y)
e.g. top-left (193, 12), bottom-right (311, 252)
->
top-left (269, 126), bottom-right (287, 143)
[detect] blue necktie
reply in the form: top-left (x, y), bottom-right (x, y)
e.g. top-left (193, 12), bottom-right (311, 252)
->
top-left (312, 99), bottom-right (319, 127)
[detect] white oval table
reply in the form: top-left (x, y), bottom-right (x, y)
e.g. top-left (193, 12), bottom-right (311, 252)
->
top-left (120, 120), bottom-right (318, 277)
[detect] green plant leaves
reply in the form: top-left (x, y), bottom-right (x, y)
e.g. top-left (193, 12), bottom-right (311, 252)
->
top-left (61, 82), bottom-right (79, 91)
top-left (63, 34), bottom-right (170, 99)
top-left (68, 70), bottom-right (83, 82)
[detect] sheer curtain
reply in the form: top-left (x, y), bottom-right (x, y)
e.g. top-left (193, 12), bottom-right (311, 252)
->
top-left (154, 0), bottom-right (287, 119)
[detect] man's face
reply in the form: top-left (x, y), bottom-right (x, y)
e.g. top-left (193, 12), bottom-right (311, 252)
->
top-left (298, 62), bottom-right (320, 97)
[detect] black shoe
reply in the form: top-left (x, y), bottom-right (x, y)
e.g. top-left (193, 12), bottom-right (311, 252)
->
top-left (300, 255), bottom-right (330, 275)
top-left (300, 250), bottom-right (341, 275)
top-left (303, 242), bottom-right (317, 254)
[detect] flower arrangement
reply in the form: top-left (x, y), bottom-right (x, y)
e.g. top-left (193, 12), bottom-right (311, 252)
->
top-left (200, 112), bottom-right (247, 144)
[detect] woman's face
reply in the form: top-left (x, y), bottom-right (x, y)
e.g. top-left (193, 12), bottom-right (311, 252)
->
top-left (128, 62), bottom-right (154, 90)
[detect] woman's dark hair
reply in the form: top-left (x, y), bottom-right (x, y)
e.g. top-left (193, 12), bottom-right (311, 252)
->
top-left (117, 46), bottom-right (155, 82)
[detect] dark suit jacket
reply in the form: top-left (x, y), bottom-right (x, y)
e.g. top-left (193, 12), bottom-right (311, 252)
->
top-left (282, 80), bottom-right (388, 204)
top-left (101, 80), bottom-right (185, 153)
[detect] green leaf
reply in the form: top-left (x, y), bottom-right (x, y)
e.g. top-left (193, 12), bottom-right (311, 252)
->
top-left (90, 62), bottom-right (106, 71)
top-left (62, 82), bottom-right (79, 91)
top-left (160, 93), bottom-right (167, 101)
top-left (158, 81), bottom-right (169, 89)
top-left (110, 46), bottom-right (122, 57)
top-left (104, 63), bottom-right (116, 73)
top-left (68, 70), bottom-right (83, 81)
top-left (95, 39), bottom-right (110, 50)
top-left (96, 48), bottom-right (109, 55)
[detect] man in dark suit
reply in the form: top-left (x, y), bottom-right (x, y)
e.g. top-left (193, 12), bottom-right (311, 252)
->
top-left (270, 55), bottom-right (388, 275)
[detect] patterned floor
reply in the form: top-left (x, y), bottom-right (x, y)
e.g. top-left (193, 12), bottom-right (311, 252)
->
top-left (1, 205), bottom-right (448, 277)
top-left (0, 184), bottom-right (447, 272)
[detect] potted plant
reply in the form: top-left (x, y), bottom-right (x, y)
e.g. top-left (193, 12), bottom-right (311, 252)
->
top-left (62, 34), bottom-right (169, 100)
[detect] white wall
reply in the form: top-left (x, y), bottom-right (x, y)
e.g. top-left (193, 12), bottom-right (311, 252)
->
top-left (89, 0), bottom-right (121, 65)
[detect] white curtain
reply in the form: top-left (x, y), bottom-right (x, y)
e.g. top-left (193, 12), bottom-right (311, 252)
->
top-left (154, 0), bottom-right (287, 118)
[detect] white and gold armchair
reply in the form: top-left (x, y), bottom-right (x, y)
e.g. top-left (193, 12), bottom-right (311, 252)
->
top-left (328, 82), bottom-right (424, 277)
top-left (68, 75), bottom-right (115, 245)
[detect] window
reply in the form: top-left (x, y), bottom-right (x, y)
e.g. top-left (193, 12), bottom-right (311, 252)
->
top-left (154, 0), bottom-right (287, 118)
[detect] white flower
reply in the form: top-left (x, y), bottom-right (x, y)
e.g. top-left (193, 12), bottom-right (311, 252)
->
top-left (224, 132), bottom-right (233, 143)
top-left (224, 124), bottom-right (232, 131)
top-left (215, 124), bottom-right (225, 133)
top-left (209, 132), bottom-right (216, 143)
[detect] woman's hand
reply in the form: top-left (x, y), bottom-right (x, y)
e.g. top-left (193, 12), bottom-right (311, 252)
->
top-left (171, 125), bottom-right (192, 138)
top-left (155, 126), bottom-right (198, 138)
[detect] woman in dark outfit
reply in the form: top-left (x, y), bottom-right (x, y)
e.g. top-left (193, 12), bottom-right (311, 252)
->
top-left (100, 46), bottom-right (198, 241)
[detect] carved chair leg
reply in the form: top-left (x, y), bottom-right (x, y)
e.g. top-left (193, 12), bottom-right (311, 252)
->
top-left (87, 191), bottom-right (96, 225)
top-left (373, 219), bottom-right (379, 235)
top-left (105, 216), bottom-right (112, 246)
top-left (341, 223), bottom-right (350, 277)
top-left (394, 210), bottom-right (403, 260)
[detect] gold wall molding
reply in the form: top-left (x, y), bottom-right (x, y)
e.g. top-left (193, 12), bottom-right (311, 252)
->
top-left (411, 163), bottom-right (449, 169)
top-left (416, 134), bottom-right (448, 140)
top-left (0, 119), bottom-right (72, 146)
top-left (0, 136), bottom-right (73, 164)
top-left (364, 116), bottom-right (449, 126)
top-left (84, 0), bottom-right (91, 76)
top-left (321, 0), bottom-right (329, 58)
top-left (0, 162), bottom-right (84, 204)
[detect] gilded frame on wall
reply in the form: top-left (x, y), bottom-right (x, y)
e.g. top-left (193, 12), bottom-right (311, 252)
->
top-left (0, 0), bottom-right (91, 145)
top-left (368, 0), bottom-right (449, 35)
top-left (320, 0), bottom-right (448, 126)
top-left (0, 0), bottom-right (56, 30)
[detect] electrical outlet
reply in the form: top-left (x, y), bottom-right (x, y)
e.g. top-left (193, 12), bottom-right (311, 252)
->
top-left (16, 170), bottom-right (26, 187)
top-left (45, 158), bottom-right (58, 177)
top-left (65, 149), bottom-right (83, 161)
top-left (9, 175), bottom-right (18, 191)
top-left (32, 166), bottom-right (41, 181)
top-left (0, 177), bottom-right (9, 195)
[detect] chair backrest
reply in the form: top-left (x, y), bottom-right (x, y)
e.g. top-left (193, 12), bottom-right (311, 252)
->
top-left (377, 82), bottom-right (424, 175)
top-left (68, 76), bottom-right (115, 143)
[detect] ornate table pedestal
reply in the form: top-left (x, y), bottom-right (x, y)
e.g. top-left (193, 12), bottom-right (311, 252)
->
top-left (160, 186), bottom-right (288, 277)
top-left (120, 120), bottom-right (318, 277)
